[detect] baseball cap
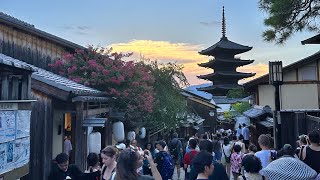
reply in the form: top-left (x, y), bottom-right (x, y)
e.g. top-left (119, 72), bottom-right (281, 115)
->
top-left (115, 143), bottom-right (126, 150)
top-left (155, 140), bottom-right (166, 148)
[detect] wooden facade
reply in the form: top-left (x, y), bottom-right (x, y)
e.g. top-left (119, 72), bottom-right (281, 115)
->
top-left (0, 13), bottom-right (110, 180)
top-left (0, 60), bottom-right (34, 179)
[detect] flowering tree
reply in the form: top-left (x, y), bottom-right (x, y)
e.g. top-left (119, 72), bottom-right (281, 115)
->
top-left (49, 47), bottom-right (155, 119)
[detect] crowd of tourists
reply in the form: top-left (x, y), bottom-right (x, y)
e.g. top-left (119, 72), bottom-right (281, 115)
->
top-left (48, 126), bottom-right (320, 180)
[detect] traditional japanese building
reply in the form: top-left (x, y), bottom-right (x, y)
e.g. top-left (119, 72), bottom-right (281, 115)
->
top-left (197, 7), bottom-right (255, 96)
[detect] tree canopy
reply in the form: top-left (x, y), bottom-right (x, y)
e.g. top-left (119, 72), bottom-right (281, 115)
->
top-left (49, 46), bottom-right (188, 129)
top-left (259, 0), bottom-right (320, 44)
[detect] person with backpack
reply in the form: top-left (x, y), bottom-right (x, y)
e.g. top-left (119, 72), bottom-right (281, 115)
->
top-left (254, 134), bottom-right (274, 169)
top-left (184, 139), bottom-right (198, 180)
top-left (155, 140), bottom-right (174, 180)
top-left (168, 133), bottom-right (183, 179)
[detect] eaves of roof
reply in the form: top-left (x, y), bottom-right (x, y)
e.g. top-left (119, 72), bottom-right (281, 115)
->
top-left (0, 12), bottom-right (84, 50)
top-left (188, 96), bottom-right (219, 109)
top-left (0, 53), bottom-right (106, 99)
top-left (301, 34), bottom-right (320, 45)
top-left (244, 51), bottom-right (320, 88)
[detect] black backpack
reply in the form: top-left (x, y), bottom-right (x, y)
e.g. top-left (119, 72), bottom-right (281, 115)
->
top-left (169, 139), bottom-right (179, 159)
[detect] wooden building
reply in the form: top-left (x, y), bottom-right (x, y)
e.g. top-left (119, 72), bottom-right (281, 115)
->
top-left (0, 12), bottom-right (111, 179)
top-left (197, 7), bottom-right (255, 96)
top-left (0, 55), bottom-right (35, 179)
top-left (1, 53), bottom-right (110, 179)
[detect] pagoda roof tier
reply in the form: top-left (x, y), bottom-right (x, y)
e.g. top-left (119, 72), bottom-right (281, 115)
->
top-left (198, 58), bottom-right (254, 68)
top-left (197, 84), bottom-right (242, 95)
top-left (199, 37), bottom-right (252, 56)
top-left (197, 72), bottom-right (255, 81)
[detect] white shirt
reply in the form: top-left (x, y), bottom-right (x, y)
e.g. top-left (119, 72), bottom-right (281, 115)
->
top-left (222, 144), bottom-right (231, 157)
top-left (64, 139), bottom-right (72, 156)
top-left (255, 150), bottom-right (273, 168)
top-left (242, 127), bottom-right (250, 140)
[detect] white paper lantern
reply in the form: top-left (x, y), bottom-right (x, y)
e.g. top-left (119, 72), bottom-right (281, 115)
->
top-left (127, 131), bottom-right (136, 141)
top-left (113, 121), bottom-right (124, 142)
top-left (89, 132), bottom-right (101, 154)
top-left (139, 127), bottom-right (146, 139)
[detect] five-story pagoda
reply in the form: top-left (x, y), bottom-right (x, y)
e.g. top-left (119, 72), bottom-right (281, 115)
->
top-left (197, 7), bottom-right (255, 96)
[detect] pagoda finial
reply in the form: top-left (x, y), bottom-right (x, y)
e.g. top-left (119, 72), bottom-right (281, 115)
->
top-left (222, 6), bottom-right (226, 38)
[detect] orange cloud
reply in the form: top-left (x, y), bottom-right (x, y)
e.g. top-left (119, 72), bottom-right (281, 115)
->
top-left (108, 40), bottom-right (268, 85)
top-left (110, 40), bottom-right (207, 63)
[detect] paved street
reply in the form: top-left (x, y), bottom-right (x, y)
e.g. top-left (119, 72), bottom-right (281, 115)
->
top-left (172, 167), bottom-right (185, 180)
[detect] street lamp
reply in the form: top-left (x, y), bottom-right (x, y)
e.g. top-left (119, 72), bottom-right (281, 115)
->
top-left (269, 61), bottom-right (283, 149)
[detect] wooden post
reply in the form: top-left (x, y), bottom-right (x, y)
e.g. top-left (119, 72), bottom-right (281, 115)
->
top-left (11, 76), bottom-right (19, 100)
top-left (21, 74), bottom-right (31, 99)
top-left (75, 102), bottom-right (85, 170)
top-left (1, 75), bottom-right (9, 100)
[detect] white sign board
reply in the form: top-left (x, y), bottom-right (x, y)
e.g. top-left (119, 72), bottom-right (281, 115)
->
top-left (0, 110), bottom-right (31, 175)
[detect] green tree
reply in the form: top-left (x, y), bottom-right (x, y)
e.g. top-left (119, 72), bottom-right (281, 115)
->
top-left (144, 61), bottom-right (189, 128)
top-left (259, 0), bottom-right (320, 44)
top-left (232, 102), bottom-right (251, 114)
top-left (226, 88), bottom-right (248, 98)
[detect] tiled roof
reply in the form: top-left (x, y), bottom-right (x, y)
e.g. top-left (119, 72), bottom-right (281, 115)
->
top-left (0, 53), bottom-right (103, 96)
top-left (199, 37), bottom-right (252, 56)
top-left (243, 105), bottom-right (272, 118)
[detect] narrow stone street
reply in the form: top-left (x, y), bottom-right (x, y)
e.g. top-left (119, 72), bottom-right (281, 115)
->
top-left (172, 167), bottom-right (185, 180)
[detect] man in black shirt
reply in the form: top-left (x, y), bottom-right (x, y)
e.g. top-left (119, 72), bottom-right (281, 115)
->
top-left (189, 140), bottom-right (229, 180)
top-left (48, 153), bottom-right (82, 180)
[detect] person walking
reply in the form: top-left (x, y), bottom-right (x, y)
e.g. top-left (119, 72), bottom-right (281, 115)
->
top-left (254, 134), bottom-right (274, 169)
top-left (242, 124), bottom-right (250, 149)
top-left (80, 152), bottom-right (101, 180)
top-left (100, 146), bottom-right (117, 180)
top-left (168, 133), bottom-right (183, 179)
top-left (155, 140), bottom-right (174, 180)
top-left (192, 152), bottom-right (214, 180)
top-left (221, 137), bottom-right (231, 178)
top-left (236, 125), bottom-right (242, 138)
top-left (301, 130), bottom-right (320, 173)
top-left (184, 138), bottom-right (198, 180)
top-left (189, 140), bottom-right (229, 180)
top-left (64, 135), bottom-right (72, 160)
top-left (238, 155), bottom-right (264, 180)
top-left (230, 144), bottom-right (242, 180)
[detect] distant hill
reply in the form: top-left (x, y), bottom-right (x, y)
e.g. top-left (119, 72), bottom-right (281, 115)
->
top-left (184, 83), bottom-right (212, 100)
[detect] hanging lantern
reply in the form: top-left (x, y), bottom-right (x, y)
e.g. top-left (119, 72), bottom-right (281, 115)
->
top-left (139, 127), bottom-right (146, 139)
top-left (127, 131), bottom-right (136, 141)
top-left (113, 121), bottom-right (124, 142)
top-left (88, 131), bottom-right (101, 154)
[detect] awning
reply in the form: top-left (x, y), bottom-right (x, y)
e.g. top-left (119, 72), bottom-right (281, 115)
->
top-left (83, 118), bottom-right (107, 127)
top-left (257, 117), bottom-right (273, 128)
top-left (243, 105), bottom-right (272, 118)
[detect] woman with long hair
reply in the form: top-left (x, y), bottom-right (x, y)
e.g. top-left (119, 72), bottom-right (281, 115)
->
top-left (100, 146), bottom-right (118, 180)
top-left (221, 137), bottom-right (231, 178)
top-left (114, 149), bottom-right (162, 180)
top-left (143, 142), bottom-right (155, 175)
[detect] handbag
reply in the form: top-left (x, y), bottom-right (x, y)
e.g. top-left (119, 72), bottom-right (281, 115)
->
top-left (222, 145), bottom-right (230, 163)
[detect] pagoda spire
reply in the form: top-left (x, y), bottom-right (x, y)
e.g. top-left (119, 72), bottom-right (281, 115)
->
top-left (222, 6), bottom-right (226, 38)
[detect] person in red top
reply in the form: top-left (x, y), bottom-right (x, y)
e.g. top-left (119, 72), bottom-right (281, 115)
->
top-left (184, 138), bottom-right (198, 180)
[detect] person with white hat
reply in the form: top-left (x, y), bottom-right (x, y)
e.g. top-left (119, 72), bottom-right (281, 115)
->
top-left (260, 155), bottom-right (317, 180)
top-left (115, 143), bottom-right (126, 151)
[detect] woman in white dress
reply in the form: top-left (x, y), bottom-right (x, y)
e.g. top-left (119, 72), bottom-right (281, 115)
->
top-left (221, 137), bottom-right (231, 178)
